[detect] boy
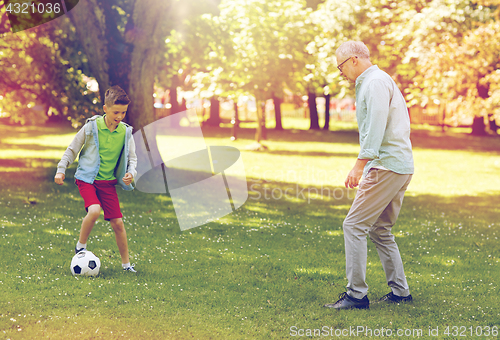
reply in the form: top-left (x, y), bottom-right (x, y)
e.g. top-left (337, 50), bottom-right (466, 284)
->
top-left (55, 85), bottom-right (138, 273)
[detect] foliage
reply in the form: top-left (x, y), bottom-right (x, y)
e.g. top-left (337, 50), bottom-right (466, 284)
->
top-left (185, 0), bottom-right (317, 102)
top-left (387, 0), bottom-right (499, 120)
top-left (2, 0), bottom-right (500, 128)
top-left (64, 0), bottom-right (175, 130)
top-left (315, 0), bottom-right (500, 124)
top-left (65, 0), bottom-right (222, 130)
top-left (311, 0), bottom-right (374, 99)
top-left (0, 3), bottom-right (100, 126)
top-left (156, 0), bottom-right (221, 95)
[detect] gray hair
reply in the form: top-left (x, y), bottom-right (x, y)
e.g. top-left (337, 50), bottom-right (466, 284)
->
top-left (335, 41), bottom-right (370, 60)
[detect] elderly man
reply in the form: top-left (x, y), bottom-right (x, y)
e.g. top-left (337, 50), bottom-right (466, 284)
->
top-left (324, 41), bottom-right (414, 310)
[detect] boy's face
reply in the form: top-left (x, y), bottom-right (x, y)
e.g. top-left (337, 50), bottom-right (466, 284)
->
top-left (103, 104), bottom-right (128, 129)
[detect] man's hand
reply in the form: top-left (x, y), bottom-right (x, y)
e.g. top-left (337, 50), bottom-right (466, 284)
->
top-left (54, 173), bottom-right (65, 185)
top-left (345, 159), bottom-right (369, 188)
top-left (122, 173), bottom-right (133, 186)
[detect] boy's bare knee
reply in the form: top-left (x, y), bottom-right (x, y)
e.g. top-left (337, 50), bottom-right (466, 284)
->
top-left (110, 218), bottom-right (125, 233)
top-left (87, 204), bottom-right (101, 220)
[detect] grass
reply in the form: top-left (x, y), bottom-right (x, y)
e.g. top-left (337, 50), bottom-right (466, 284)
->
top-left (1, 120), bottom-right (500, 339)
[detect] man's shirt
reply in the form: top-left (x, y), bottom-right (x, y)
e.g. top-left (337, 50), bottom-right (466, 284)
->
top-left (355, 65), bottom-right (414, 176)
top-left (96, 115), bottom-right (126, 180)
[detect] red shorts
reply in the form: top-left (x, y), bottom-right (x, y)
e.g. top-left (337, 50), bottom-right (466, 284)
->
top-left (76, 179), bottom-right (122, 221)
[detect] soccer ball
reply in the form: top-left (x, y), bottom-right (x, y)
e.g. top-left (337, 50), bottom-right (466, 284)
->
top-left (70, 250), bottom-right (101, 276)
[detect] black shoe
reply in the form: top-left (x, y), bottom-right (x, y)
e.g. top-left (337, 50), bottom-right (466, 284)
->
top-left (378, 292), bottom-right (413, 303)
top-left (324, 292), bottom-right (369, 309)
top-left (75, 246), bottom-right (86, 254)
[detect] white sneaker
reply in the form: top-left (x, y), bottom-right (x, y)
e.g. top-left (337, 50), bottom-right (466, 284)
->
top-left (75, 246), bottom-right (86, 254)
top-left (123, 265), bottom-right (137, 273)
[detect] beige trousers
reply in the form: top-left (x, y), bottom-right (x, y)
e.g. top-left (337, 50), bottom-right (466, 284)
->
top-left (343, 169), bottom-right (412, 299)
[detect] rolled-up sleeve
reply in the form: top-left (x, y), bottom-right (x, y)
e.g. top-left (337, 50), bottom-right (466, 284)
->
top-left (358, 80), bottom-right (391, 160)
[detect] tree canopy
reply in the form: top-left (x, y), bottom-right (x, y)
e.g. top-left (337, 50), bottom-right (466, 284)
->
top-left (0, 2), bottom-right (99, 126)
top-left (0, 0), bottom-right (499, 132)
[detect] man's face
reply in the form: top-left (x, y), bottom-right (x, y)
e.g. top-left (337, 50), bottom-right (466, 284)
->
top-left (103, 104), bottom-right (128, 128)
top-left (336, 55), bottom-right (355, 82)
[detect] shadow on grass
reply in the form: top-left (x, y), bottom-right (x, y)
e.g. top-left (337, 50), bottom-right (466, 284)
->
top-left (0, 142), bottom-right (66, 152)
top-left (201, 125), bottom-right (500, 154)
top-left (0, 123), bottom-right (76, 139)
top-left (2, 121), bottom-right (499, 152)
top-left (1, 122), bottom-right (499, 237)
top-left (201, 125), bottom-right (361, 145)
top-left (410, 129), bottom-right (500, 153)
top-left (0, 158), bottom-right (60, 171)
top-left (264, 150), bottom-right (359, 158)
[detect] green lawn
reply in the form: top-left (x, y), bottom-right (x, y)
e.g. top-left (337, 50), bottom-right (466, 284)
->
top-left (0, 121), bottom-right (499, 339)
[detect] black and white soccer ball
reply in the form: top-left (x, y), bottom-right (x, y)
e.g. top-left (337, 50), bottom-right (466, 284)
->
top-left (70, 250), bottom-right (101, 276)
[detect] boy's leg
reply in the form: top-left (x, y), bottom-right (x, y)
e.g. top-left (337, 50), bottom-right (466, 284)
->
top-left (79, 204), bottom-right (101, 244)
top-left (93, 180), bottom-right (129, 265)
top-left (109, 218), bottom-right (130, 264)
top-left (75, 179), bottom-right (102, 250)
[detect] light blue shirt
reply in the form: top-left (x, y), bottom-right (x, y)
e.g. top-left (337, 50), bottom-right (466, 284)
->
top-left (355, 65), bottom-right (414, 177)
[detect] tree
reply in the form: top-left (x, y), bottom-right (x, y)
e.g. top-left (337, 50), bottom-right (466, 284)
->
top-left (0, 3), bottom-right (100, 125)
top-left (385, 0), bottom-right (499, 134)
top-left (156, 1), bottom-right (221, 120)
top-left (314, 0), bottom-right (500, 135)
top-left (308, 0), bottom-right (367, 129)
top-left (187, 0), bottom-right (316, 137)
top-left (64, 0), bottom-right (176, 130)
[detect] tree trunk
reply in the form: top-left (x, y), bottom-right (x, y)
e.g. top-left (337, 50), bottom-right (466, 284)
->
top-left (68, 0), bottom-right (172, 131)
top-left (261, 101), bottom-right (267, 140)
top-left (170, 78), bottom-right (180, 115)
top-left (205, 96), bottom-right (221, 126)
top-left (168, 78), bottom-right (181, 127)
top-left (127, 0), bottom-right (171, 130)
top-left (308, 91), bottom-right (320, 130)
top-left (471, 81), bottom-right (490, 136)
top-left (101, 1), bottom-right (132, 96)
top-left (231, 101), bottom-right (239, 141)
top-left (67, 0), bottom-right (110, 103)
top-left (489, 114), bottom-right (498, 134)
top-left (471, 116), bottom-right (487, 136)
top-left (255, 100), bottom-right (267, 143)
top-left (323, 93), bottom-right (330, 131)
top-left (272, 93), bottom-right (283, 130)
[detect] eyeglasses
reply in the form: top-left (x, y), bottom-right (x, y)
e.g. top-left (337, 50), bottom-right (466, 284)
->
top-left (337, 56), bottom-right (354, 73)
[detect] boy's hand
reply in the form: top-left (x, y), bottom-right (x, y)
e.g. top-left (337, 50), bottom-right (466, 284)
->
top-left (122, 173), bottom-right (133, 186)
top-left (54, 173), bottom-right (65, 185)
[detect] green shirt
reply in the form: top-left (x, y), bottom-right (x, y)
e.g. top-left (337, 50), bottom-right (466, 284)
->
top-left (95, 116), bottom-right (126, 180)
top-left (355, 65), bottom-right (414, 177)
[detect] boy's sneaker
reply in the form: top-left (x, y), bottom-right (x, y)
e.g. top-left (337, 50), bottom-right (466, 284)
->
top-left (75, 246), bottom-right (86, 254)
top-left (123, 265), bottom-right (137, 273)
top-left (378, 292), bottom-right (413, 303)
